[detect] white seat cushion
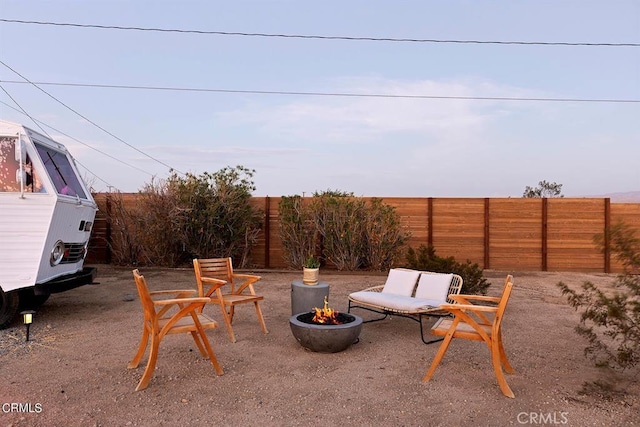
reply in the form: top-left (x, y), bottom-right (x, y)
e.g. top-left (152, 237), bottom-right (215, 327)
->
top-left (414, 273), bottom-right (454, 302)
top-left (381, 268), bottom-right (421, 296)
top-left (349, 291), bottom-right (441, 313)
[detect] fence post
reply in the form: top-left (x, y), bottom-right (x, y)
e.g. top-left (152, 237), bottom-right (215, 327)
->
top-left (105, 193), bottom-right (112, 264)
top-left (427, 197), bottom-right (433, 249)
top-left (264, 196), bottom-right (270, 268)
top-left (542, 198), bottom-right (548, 271)
top-left (604, 197), bottom-right (611, 273)
top-left (484, 198), bottom-right (490, 269)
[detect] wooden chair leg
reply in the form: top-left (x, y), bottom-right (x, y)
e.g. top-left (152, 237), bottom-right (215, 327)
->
top-left (195, 326), bottom-right (224, 376)
top-left (219, 302), bottom-right (237, 343)
top-left (253, 301), bottom-right (269, 334)
top-left (422, 331), bottom-right (455, 382)
top-left (497, 332), bottom-right (515, 374)
top-left (228, 306), bottom-right (235, 323)
top-left (189, 330), bottom-right (208, 357)
top-left (136, 335), bottom-right (160, 391)
top-left (128, 328), bottom-right (149, 369)
top-left (491, 342), bottom-right (515, 398)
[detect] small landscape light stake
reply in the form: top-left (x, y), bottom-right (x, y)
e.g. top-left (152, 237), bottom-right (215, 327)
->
top-left (21, 310), bottom-right (36, 342)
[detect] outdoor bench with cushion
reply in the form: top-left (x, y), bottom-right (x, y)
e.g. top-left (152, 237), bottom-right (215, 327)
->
top-left (347, 268), bottom-right (463, 344)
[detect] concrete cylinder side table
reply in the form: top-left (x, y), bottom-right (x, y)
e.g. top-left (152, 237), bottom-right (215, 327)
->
top-left (291, 280), bottom-right (330, 315)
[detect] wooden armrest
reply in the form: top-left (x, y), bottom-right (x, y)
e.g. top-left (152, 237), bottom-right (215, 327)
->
top-left (455, 294), bottom-right (500, 302)
top-left (199, 278), bottom-right (227, 297)
top-left (154, 297), bottom-right (212, 306)
top-left (150, 289), bottom-right (196, 296)
top-left (200, 277), bottom-right (227, 285)
top-left (450, 294), bottom-right (500, 304)
top-left (234, 274), bottom-right (261, 294)
top-left (233, 273), bottom-right (261, 282)
top-left (438, 303), bottom-right (499, 313)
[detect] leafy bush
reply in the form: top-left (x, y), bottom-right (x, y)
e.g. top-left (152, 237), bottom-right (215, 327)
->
top-left (136, 178), bottom-right (186, 266)
top-left (278, 195), bottom-right (318, 269)
top-left (278, 191), bottom-right (410, 271)
top-left (101, 181), bottom-right (186, 266)
top-left (311, 191), bottom-right (366, 271)
top-left (103, 165), bottom-right (262, 267)
top-left (405, 245), bottom-right (490, 295)
top-left (558, 221), bottom-right (640, 370)
top-left (523, 180), bottom-right (564, 198)
top-left (102, 192), bottom-right (145, 266)
top-left (168, 166), bottom-right (262, 267)
top-left (362, 198), bottom-right (411, 271)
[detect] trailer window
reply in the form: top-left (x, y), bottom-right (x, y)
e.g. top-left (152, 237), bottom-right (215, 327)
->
top-left (0, 137), bottom-right (45, 193)
top-left (35, 143), bottom-right (87, 199)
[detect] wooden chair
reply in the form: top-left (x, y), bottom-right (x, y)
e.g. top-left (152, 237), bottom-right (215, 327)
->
top-left (193, 258), bottom-right (268, 343)
top-left (422, 275), bottom-right (516, 398)
top-left (128, 269), bottom-right (223, 391)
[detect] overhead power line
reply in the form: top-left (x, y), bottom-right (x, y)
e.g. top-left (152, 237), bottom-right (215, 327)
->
top-left (1, 100), bottom-right (153, 180)
top-left (0, 95), bottom-right (122, 191)
top-left (1, 18), bottom-right (638, 47)
top-left (0, 84), bottom-right (52, 137)
top-left (1, 79), bottom-right (638, 104)
top-left (74, 158), bottom-right (119, 192)
top-left (0, 60), bottom-right (183, 174)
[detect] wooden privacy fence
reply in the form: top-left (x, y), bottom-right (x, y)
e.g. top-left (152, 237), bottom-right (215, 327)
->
top-left (87, 195), bottom-right (640, 273)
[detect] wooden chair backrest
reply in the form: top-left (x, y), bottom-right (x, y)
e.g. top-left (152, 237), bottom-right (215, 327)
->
top-left (493, 275), bottom-right (514, 335)
top-left (132, 269), bottom-right (156, 325)
top-left (193, 258), bottom-right (235, 295)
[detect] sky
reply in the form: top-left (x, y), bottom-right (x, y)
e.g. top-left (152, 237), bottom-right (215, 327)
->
top-left (0, 1), bottom-right (638, 197)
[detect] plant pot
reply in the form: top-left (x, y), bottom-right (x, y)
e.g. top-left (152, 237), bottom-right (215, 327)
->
top-left (302, 268), bottom-right (319, 285)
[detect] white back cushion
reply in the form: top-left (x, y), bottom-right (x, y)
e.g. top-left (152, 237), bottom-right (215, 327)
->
top-left (414, 273), bottom-right (453, 301)
top-left (381, 269), bottom-right (420, 296)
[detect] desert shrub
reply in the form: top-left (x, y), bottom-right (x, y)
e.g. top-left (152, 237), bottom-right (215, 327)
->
top-left (167, 166), bottom-right (263, 267)
top-left (311, 190), bottom-right (366, 271)
top-left (136, 178), bottom-right (187, 266)
top-left (278, 195), bottom-right (318, 269)
top-left (558, 221), bottom-right (640, 370)
top-left (102, 166), bottom-right (262, 267)
top-left (102, 192), bottom-right (144, 265)
top-left (405, 245), bottom-right (490, 295)
top-left (100, 184), bottom-right (184, 266)
top-left (362, 198), bottom-right (411, 271)
top-left (278, 191), bottom-right (410, 271)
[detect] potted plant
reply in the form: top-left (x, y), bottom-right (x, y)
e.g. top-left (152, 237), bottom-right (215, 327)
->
top-left (302, 254), bottom-right (320, 285)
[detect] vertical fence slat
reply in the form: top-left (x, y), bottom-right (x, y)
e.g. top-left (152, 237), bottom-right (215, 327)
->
top-left (264, 196), bottom-right (270, 268)
top-left (105, 194), bottom-right (112, 264)
top-left (542, 198), bottom-right (548, 271)
top-left (427, 197), bottom-right (433, 249)
top-left (604, 197), bottom-right (611, 273)
top-left (484, 198), bottom-right (490, 269)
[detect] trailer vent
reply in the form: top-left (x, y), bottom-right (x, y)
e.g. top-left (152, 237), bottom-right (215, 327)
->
top-left (61, 243), bottom-right (87, 264)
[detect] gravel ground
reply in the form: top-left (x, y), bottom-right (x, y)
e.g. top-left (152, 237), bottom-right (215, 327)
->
top-left (1, 265), bottom-right (638, 426)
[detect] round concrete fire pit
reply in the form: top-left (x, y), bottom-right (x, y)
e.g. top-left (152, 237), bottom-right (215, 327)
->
top-left (289, 312), bottom-right (363, 353)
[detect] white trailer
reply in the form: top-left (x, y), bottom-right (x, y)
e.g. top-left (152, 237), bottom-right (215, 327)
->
top-left (0, 120), bottom-right (98, 327)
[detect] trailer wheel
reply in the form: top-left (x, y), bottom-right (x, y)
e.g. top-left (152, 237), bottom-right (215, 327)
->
top-left (0, 288), bottom-right (20, 329)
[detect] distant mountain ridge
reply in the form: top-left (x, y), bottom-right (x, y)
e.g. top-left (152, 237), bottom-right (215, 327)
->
top-left (583, 191), bottom-right (640, 203)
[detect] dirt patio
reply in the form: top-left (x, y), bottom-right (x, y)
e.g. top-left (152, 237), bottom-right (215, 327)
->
top-left (1, 265), bottom-right (638, 426)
